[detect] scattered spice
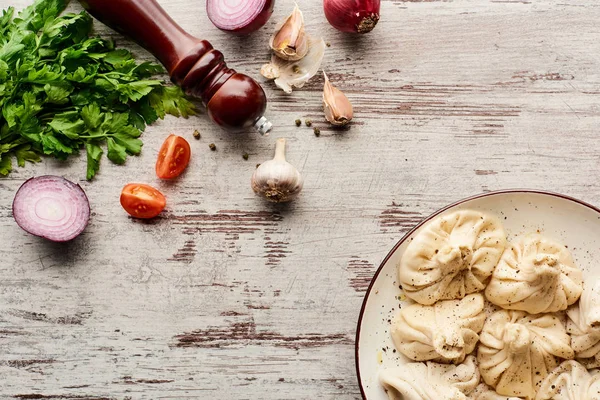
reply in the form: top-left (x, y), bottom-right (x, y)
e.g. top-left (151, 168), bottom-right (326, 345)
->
top-left (326, 42), bottom-right (331, 47)
top-left (293, 65), bottom-right (301, 74)
top-left (295, 119), bottom-right (302, 127)
top-left (314, 127), bottom-right (321, 137)
top-left (243, 153), bottom-right (249, 160)
top-left (193, 130), bottom-right (201, 140)
top-left (256, 163), bottom-right (261, 169)
top-left (305, 119), bottom-right (312, 127)
top-left (209, 143), bottom-right (217, 151)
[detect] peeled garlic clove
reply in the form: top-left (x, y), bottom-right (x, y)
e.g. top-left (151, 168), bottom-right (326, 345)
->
top-left (261, 37), bottom-right (326, 93)
top-left (323, 72), bottom-right (353, 126)
top-left (269, 4), bottom-right (309, 61)
top-left (251, 138), bottom-right (304, 203)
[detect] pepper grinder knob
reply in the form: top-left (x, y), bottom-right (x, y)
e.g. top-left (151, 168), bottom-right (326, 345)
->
top-left (79, 0), bottom-right (271, 135)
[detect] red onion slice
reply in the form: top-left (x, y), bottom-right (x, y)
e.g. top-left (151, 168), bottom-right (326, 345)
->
top-left (12, 176), bottom-right (91, 242)
top-left (207, 0), bottom-right (275, 35)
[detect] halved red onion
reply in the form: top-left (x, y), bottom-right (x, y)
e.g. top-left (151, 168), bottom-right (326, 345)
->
top-left (12, 176), bottom-right (91, 242)
top-left (207, 0), bottom-right (275, 35)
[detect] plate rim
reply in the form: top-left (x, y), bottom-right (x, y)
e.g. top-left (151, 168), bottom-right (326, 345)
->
top-left (354, 189), bottom-right (600, 400)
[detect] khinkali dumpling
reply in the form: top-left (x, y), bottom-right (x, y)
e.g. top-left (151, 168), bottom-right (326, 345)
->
top-left (566, 280), bottom-right (600, 368)
top-left (536, 360), bottom-right (600, 400)
top-left (379, 355), bottom-right (480, 400)
top-left (477, 309), bottom-right (574, 399)
top-left (485, 234), bottom-right (583, 314)
top-left (399, 210), bottom-right (507, 305)
top-left (391, 293), bottom-right (486, 364)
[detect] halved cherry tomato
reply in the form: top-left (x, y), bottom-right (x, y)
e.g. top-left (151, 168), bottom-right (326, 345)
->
top-left (156, 134), bottom-right (191, 179)
top-left (120, 183), bottom-right (166, 219)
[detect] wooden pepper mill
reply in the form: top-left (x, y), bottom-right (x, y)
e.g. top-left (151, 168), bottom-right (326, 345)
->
top-left (79, 0), bottom-right (272, 135)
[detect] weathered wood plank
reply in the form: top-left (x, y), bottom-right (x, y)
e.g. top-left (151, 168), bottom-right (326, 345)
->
top-left (2, 0), bottom-right (600, 398)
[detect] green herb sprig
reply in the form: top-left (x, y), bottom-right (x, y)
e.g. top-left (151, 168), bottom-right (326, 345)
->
top-left (0, 0), bottom-right (195, 179)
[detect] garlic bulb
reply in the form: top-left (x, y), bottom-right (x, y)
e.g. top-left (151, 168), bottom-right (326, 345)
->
top-left (251, 138), bottom-right (303, 203)
top-left (269, 4), bottom-right (309, 61)
top-left (323, 72), bottom-right (353, 126)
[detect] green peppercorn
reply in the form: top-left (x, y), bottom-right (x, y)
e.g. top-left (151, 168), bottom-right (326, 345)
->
top-left (295, 119), bottom-right (302, 127)
top-left (193, 130), bottom-right (201, 140)
top-left (305, 119), bottom-right (312, 127)
top-left (243, 153), bottom-right (249, 160)
top-left (314, 127), bottom-right (321, 137)
top-left (209, 143), bottom-right (216, 151)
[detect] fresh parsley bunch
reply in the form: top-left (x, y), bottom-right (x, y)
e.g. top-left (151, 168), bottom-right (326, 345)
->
top-left (0, 0), bottom-right (195, 179)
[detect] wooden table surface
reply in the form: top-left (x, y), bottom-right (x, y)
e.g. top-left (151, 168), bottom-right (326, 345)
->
top-left (2, 0), bottom-right (600, 398)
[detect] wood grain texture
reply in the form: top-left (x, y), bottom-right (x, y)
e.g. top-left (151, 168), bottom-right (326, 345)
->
top-left (2, 0), bottom-right (600, 398)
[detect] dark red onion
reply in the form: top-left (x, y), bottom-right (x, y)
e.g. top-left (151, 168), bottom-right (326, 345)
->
top-left (12, 176), bottom-right (91, 242)
top-left (207, 0), bottom-right (275, 35)
top-left (324, 0), bottom-right (381, 34)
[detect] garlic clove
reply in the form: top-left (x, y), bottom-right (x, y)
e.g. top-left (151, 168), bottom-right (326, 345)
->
top-left (260, 63), bottom-right (280, 80)
top-left (269, 4), bottom-right (309, 61)
top-left (261, 37), bottom-right (326, 94)
top-left (323, 72), bottom-right (353, 126)
top-left (251, 138), bottom-right (304, 203)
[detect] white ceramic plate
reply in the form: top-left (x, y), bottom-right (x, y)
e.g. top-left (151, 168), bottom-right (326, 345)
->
top-left (355, 190), bottom-right (600, 399)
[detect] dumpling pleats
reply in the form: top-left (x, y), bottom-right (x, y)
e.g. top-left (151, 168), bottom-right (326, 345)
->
top-left (535, 360), bottom-right (600, 400)
top-left (399, 210), bottom-right (507, 305)
top-left (379, 356), bottom-right (480, 400)
top-left (567, 280), bottom-right (600, 368)
top-left (470, 383), bottom-right (523, 399)
top-left (477, 310), bottom-right (574, 399)
top-left (485, 234), bottom-right (583, 314)
top-left (391, 294), bottom-right (486, 364)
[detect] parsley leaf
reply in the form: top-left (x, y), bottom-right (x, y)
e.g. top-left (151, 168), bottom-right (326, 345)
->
top-left (81, 103), bottom-right (102, 129)
top-left (85, 142), bottom-right (102, 180)
top-left (0, 153), bottom-right (11, 175)
top-left (106, 137), bottom-right (127, 165)
top-left (0, 0), bottom-right (195, 179)
top-left (15, 144), bottom-right (41, 167)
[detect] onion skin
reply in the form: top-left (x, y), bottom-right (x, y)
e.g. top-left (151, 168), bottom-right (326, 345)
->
top-left (207, 0), bottom-right (275, 35)
top-left (323, 0), bottom-right (381, 34)
top-left (12, 176), bottom-right (91, 242)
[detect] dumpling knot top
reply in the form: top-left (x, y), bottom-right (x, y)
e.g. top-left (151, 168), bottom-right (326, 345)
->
top-left (378, 356), bottom-right (480, 400)
top-left (398, 210), bottom-right (507, 305)
top-left (567, 280), bottom-right (600, 368)
top-left (477, 310), bottom-right (574, 399)
top-left (391, 293), bottom-right (486, 364)
top-left (485, 234), bottom-right (584, 314)
top-left (503, 323), bottom-right (531, 354)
